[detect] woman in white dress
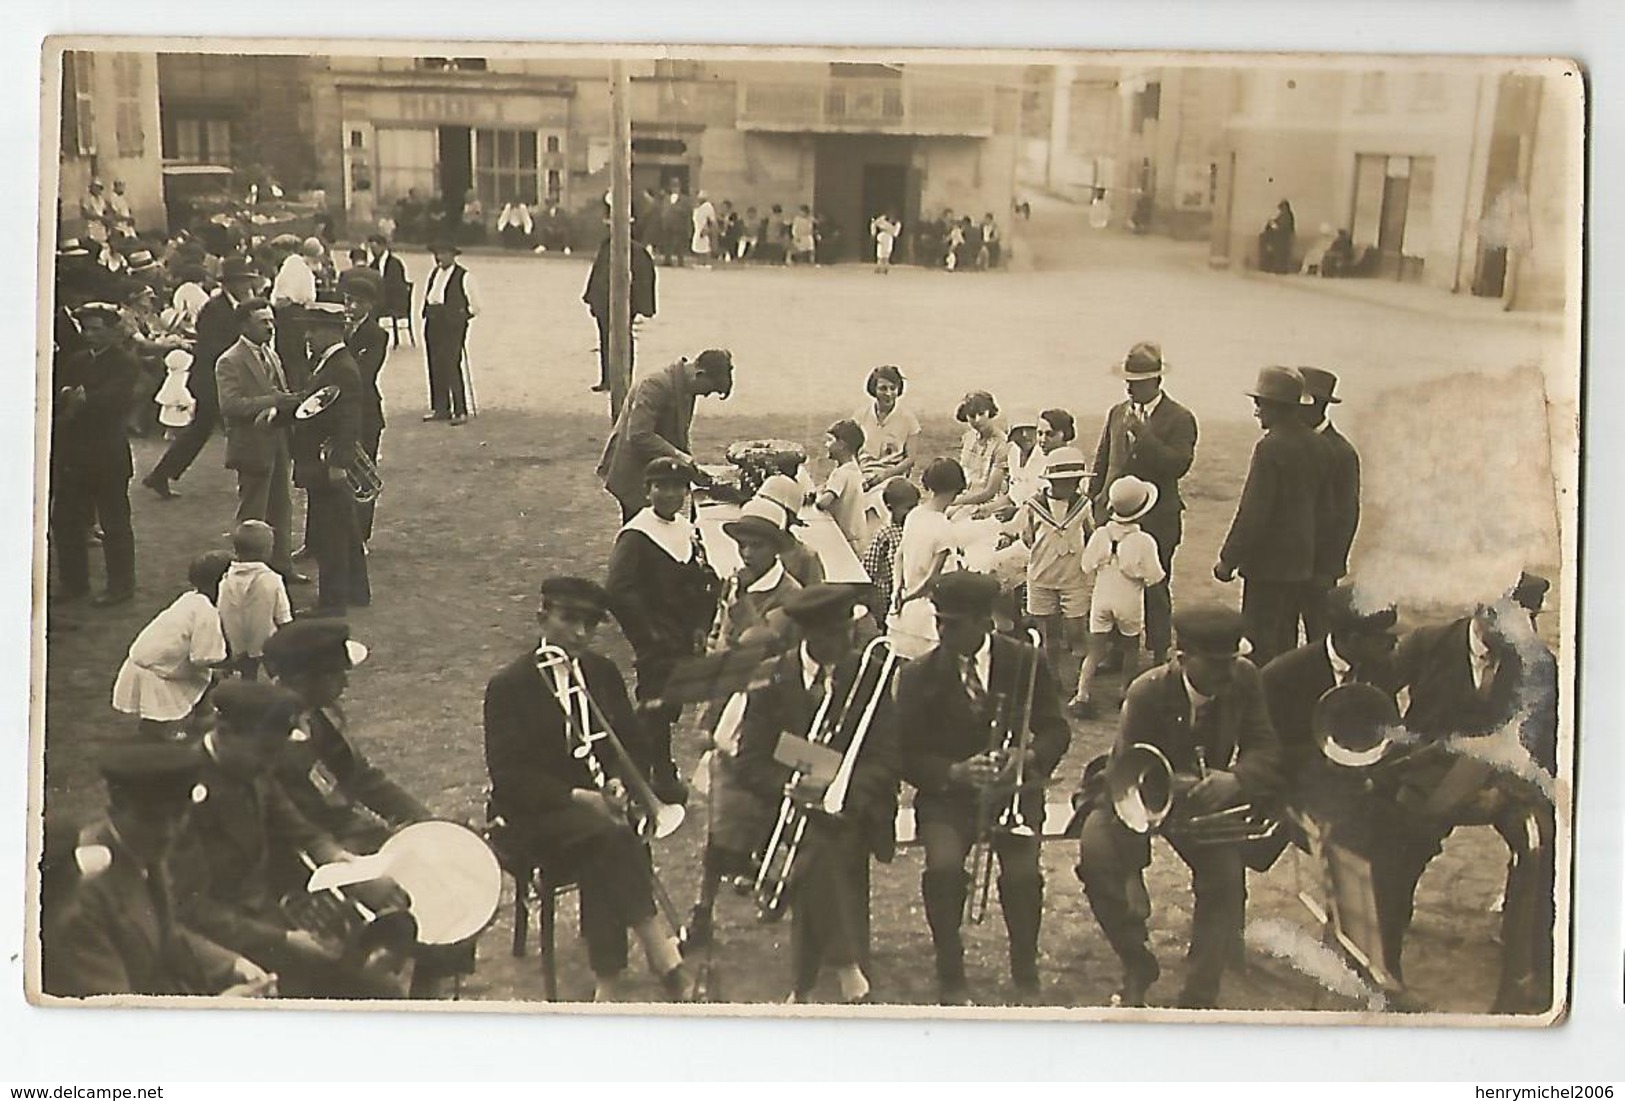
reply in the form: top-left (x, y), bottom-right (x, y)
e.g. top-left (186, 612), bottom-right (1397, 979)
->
top-left (852, 364), bottom-right (921, 490)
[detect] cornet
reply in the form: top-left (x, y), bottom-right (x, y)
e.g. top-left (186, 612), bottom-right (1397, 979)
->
top-left (966, 629), bottom-right (1042, 926)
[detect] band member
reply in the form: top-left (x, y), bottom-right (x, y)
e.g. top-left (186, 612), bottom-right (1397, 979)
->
top-left (753, 474), bottom-right (828, 588)
top-left (421, 240), bottom-right (479, 425)
top-left (1214, 366), bottom-right (1326, 665)
top-left (1297, 368), bottom-right (1361, 642)
top-left (483, 577), bottom-right (696, 1002)
top-left (1382, 596), bottom-right (1558, 1013)
top-left (736, 585), bottom-right (899, 1003)
top-left (606, 457), bottom-right (723, 803)
top-left (291, 302), bottom-right (370, 611)
top-left (1075, 607), bottom-right (1282, 1009)
top-left (709, 498), bottom-right (803, 651)
top-left (339, 268), bottom-right (389, 543)
top-left (41, 744), bottom-right (273, 998)
top-left (896, 571), bottom-right (1070, 1005)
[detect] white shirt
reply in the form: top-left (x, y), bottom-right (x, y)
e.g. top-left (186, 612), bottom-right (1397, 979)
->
top-left (1131, 392), bottom-right (1164, 423)
top-left (110, 591), bottom-right (227, 721)
top-left (798, 642), bottom-right (833, 693)
top-left (425, 263), bottom-right (482, 317)
top-left (217, 561), bottom-right (293, 659)
top-left (1326, 635), bottom-right (1354, 686)
top-left (960, 636), bottom-right (993, 697)
top-left (820, 460), bottom-right (868, 552)
top-left (272, 254), bottom-right (317, 307)
top-left (1182, 671), bottom-right (1212, 730)
top-left (1006, 443), bottom-right (1047, 507)
top-left (745, 561), bottom-right (786, 595)
top-left (1468, 617), bottom-right (1498, 691)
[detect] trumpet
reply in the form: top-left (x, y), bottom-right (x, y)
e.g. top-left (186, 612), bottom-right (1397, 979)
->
top-left (753, 635), bottom-right (898, 922)
top-left (1106, 740), bottom-right (1278, 846)
top-left (966, 628), bottom-right (1042, 926)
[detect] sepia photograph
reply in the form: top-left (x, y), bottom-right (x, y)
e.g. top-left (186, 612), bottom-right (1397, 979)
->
top-left (27, 40), bottom-right (1582, 1024)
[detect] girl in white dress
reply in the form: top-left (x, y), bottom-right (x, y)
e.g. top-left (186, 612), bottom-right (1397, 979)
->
top-left (111, 551), bottom-right (233, 740)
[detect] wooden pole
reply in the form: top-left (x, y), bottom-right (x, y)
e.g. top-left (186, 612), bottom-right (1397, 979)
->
top-left (607, 60), bottom-right (634, 421)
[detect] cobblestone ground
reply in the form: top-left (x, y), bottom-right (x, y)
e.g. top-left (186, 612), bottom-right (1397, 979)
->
top-left (40, 199), bottom-right (1569, 1017)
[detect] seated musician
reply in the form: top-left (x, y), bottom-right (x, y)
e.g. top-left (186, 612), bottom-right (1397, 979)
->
top-left (1383, 592), bottom-right (1558, 1014)
top-left (895, 571), bottom-right (1070, 1006)
top-left (175, 681), bottom-right (406, 998)
top-left (754, 474), bottom-right (828, 588)
top-left (685, 498), bottom-right (802, 949)
top-left (42, 744), bottom-right (273, 998)
top-left (1074, 607), bottom-right (1282, 1009)
top-left (260, 618), bottom-right (470, 998)
top-left (734, 584), bottom-right (899, 1003)
top-left (483, 576), bottom-right (697, 1002)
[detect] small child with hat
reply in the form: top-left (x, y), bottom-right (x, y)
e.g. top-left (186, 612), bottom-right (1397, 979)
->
top-left (216, 520), bottom-right (294, 680)
top-left (1071, 476), bottom-right (1167, 716)
top-left (1016, 446), bottom-right (1096, 675)
top-left (111, 551), bottom-right (234, 741)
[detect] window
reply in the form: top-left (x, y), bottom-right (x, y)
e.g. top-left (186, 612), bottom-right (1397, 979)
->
top-left (374, 127), bottom-right (437, 204)
top-left (415, 57), bottom-right (487, 72)
top-left (113, 55), bottom-right (145, 157)
top-left (474, 128), bottom-right (539, 208)
top-left (545, 134), bottom-right (560, 154)
top-left (1131, 81), bottom-right (1161, 135)
top-left (167, 117), bottom-right (232, 163)
top-left (62, 51), bottom-right (96, 156)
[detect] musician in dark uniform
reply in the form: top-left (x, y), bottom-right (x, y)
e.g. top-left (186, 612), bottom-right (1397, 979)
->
top-left (1075, 606), bottom-right (1282, 1009)
top-left (483, 576), bottom-right (697, 1002)
top-left (1297, 368), bottom-right (1361, 642)
top-left (290, 302), bottom-right (370, 611)
top-left (339, 268), bottom-right (389, 543)
top-left (896, 571), bottom-right (1071, 1005)
top-left (50, 302), bottom-right (140, 606)
top-left (735, 584), bottom-right (900, 1003)
top-left (1383, 595), bottom-right (1559, 1013)
top-left (42, 744), bottom-right (273, 998)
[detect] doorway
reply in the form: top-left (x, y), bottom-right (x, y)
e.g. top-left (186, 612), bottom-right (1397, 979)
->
top-left (437, 125), bottom-right (472, 218)
top-left (861, 164), bottom-right (908, 260)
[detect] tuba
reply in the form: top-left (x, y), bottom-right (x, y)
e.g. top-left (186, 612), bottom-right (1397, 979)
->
top-left (1106, 741), bottom-right (1279, 846)
top-left (965, 629), bottom-right (1042, 925)
top-left (753, 635), bottom-right (898, 921)
top-left (1312, 683), bottom-right (1399, 769)
top-left (294, 383), bottom-right (384, 504)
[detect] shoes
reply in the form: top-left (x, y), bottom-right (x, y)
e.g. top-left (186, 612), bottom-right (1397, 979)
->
top-left (590, 383), bottom-right (610, 393)
top-left (937, 981), bottom-right (973, 1007)
top-left (678, 906), bottom-right (713, 952)
top-left (291, 544), bottom-right (312, 562)
top-left (449, 415), bottom-right (467, 426)
top-left (141, 474), bottom-right (178, 499)
top-left (1111, 954), bottom-right (1160, 1008)
top-left (92, 589), bottom-right (134, 608)
top-left (1066, 698), bottom-right (1096, 720)
top-left (422, 412), bottom-right (449, 422)
top-left (283, 571), bottom-right (313, 586)
top-left (659, 962), bottom-right (699, 1003)
top-left (1012, 980), bottom-right (1044, 1007)
top-left (1175, 988), bottom-right (1217, 1010)
top-left (649, 768), bottom-right (690, 808)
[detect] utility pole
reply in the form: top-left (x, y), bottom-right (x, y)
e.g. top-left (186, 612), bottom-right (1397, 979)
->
top-left (607, 59), bottom-right (634, 421)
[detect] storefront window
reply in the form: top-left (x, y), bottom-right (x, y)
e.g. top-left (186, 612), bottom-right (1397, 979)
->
top-left (474, 128), bottom-right (539, 209)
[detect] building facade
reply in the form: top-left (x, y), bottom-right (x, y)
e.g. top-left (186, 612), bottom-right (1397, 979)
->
top-left (57, 49), bottom-right (166, 240)
top-left (156, 54), bottom-right (320, 192)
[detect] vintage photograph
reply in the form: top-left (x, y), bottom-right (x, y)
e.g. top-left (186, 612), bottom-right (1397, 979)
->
top-left (29, 42), bottom-right (1581, 1021)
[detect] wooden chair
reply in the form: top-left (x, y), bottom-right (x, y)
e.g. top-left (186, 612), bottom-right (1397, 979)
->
top-left (508, 861), bottom-right (579, 1002)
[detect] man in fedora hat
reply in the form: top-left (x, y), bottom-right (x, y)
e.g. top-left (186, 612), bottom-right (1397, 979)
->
top-left (584, 215), bottom-right (658, 393)
top-left (292, 303), bottom-right (370, 611)
top-left (895, 571), bottom-right (1070, 1005)
top-left (712, 497), bottom-right (803, 651)
top-left (1215, 365), bottom-right (1327, 665)
top-left (421, 239), bottom-right (480, 424)
top-left (1088, 341), bottom-right (1199, 665)
top-left (597, 350), bottom-right (734, 521)
top-left (1074, 606), bottom-right (1282, 1009)
top-left (1296, 367), bottom-right (1361, 643)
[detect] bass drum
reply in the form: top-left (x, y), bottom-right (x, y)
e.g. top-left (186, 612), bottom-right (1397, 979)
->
top-left (379, 820), bottom-right (504, 946)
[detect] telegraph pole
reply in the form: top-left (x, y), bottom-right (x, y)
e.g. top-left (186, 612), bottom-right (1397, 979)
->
top-left (607, 59), bottom-right (633, 420)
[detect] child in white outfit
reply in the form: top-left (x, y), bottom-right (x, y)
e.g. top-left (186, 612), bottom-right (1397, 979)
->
top-left (154, 348), bottom-right (196, 436)
top-left (215, 520), bottom-right (293, 679)
top-left (1071, 476), bottom-right (1166, 714)
top-left (111, 550), bottom-right (233, 739)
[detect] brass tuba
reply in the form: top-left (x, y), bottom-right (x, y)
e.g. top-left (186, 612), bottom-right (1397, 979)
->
top-left (1312, 683), bottom-right (1400, 769)
top-left (294, 383), bottom-right (384, 504)
top-left (1106, 741), bottom-right (1279, 846)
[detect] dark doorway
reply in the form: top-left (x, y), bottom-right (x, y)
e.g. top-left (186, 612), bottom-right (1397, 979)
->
top-left (635, 162), bottom-right (689, 199)
top-left (1377, 174), bottom-right (1410, 256)
top-left (861, 164), bottom-right (908, 262)
top-left (813, 134), bottom-right (916, 263)
top-left (438, 125), bottom-right (472, 218)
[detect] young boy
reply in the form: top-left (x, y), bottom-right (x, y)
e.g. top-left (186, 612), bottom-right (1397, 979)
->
top-left (886, 457), bottom-right (967, 659)
top-left (216, 520), bottom-right (294, 680)
top-left (1071, 476), bottom-right (1165, 715)
top-left (861, 477), bottom-right (919, 628)
top-left (871, 211), bottom-right (901, 273)
top-left (815, 419), bottom-right (869, 554)
top-left (1018, 446), bottom-right (1094, 675)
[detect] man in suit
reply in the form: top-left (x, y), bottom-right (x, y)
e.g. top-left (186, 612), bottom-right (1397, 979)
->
top-left (41, 743), bottom-right (273, 998)
top-left (215, 297), bottom-right (303, 580)
top-left (420, 240), bottom-right (479, 425)
top-left (1075, 606), bottom-right (1283, 1009)
top-left (584, 220), bottom-right (658, 394)
top-left (896, 571), bottom-right (1071, 1005)
top-left (733, 585), bottom-right (900, 1004)
top-left (144, 256), bottom-right (260, 499)
top-left (1088, 342), bottom-right (1199, 663)
top-left (1297, 367), bottom-right (1361, 642)
top-left (51, 303), bottom-right (140, 606)
top-left (482, 577), bottom-right (697, 1002)
top-left (366, 234), bottom-right (411, 346)
top-left (1214, 366), bottom-right (1327, 665)
top-left (291, 303), bottom-right (370, 611)
top-left (596, 350), bottom-right (734, 521)
top-left (339, 270), bottom-right (389, 542)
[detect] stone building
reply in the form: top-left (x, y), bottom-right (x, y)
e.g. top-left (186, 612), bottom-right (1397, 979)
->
top-left (56, 49), bottom-right (165, 240)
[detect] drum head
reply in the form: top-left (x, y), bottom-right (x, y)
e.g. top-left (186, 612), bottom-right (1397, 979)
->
top-left (294, 385), bottom-right (341, 420)
top-left (379, 821), bottom-right (503, 945)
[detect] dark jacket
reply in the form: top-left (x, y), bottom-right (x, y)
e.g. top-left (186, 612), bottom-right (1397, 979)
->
top-left (1313, 421), bottom-right (1361, 582)
top-left (604, 525), bottom-right (720, 661)
top-left (596, 360), bottom-right (701, 507)
top-left (583, 239), bottom-right (658, 321)
top-left (1219, 420), bottom-right (1326, 582)
top-left (190, 291), bottom-right (246, 410)
top-left (52, 342), bottom-right (139, 479)
top-left (734, 645), bottom-right (901, 861)
top-left (345, 314), bottom-right (389, 433)
top-left (896, 633), bottom-right (1070, 796)
top-left (216, 336), bottom-right (295, 473)
top-left (275, 703), bottom-right (429, 842)
top-left (1089, 393), bottom-right (1199, 553)
top-left (1261, 638), bottom-right (1397, 781)
top-left (290, 341), bottom-right (363, 489)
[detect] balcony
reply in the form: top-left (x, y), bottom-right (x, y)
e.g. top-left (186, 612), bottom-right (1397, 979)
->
top-left (737, 77), bottom-right (996, 136)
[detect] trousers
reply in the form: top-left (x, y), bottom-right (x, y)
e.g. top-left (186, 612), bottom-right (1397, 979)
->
top-left (423, 315), bottom-right (468, 417)
top-left (307, 481), bottom-right (369, 610)
top-left (788, 817), bottom-right (872, 993)
top-left (233, 449), bottom-right (294, 572)
top-left (52, 464), bottom-right (135, 595)
top-left (916, 801), bottom-right (1043, 987)
top-left (1143, 534), bottom-right (1179, 657)
top-left (1241, 577), bottom-right (1310, 666)
top-left (150, 402), bottom-right (218, 482)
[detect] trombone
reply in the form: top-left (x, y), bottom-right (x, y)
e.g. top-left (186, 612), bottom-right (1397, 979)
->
top-left (753, 635), bottom-right (898, 922)
top-left (966, 628), bottom-right (1042, 926)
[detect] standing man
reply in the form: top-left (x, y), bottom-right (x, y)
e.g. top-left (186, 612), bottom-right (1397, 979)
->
top-left (895, 571), bottom-right (1070, 1005)
top-left (1088, 341), bottom-right (1199, 664)
top-left (584, 220), bottom-right (657, 394)
top-left (51, 303), bottom-right (139, 606)
top-left (215, 297), bottom-right (303, 581)
top-left (292, 303), bottom-right (370, 611)
top-left (1075, 607), bottom-right (1282, 1009)
top-left (1214, 366), bottom-right (1326, 665)
top-left (421, 239), bottom-right (479, 425)
top-left (596, 349), bottom-right (734, 522)
top-left (339, 269), bottom-right (389, 543)
top-left (143, 256), bottom-right (259, 499)
top-left (1297, 367), bottom-right (1361, 642)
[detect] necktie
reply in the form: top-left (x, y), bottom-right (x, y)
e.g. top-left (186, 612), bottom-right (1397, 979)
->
top-left (961, 655), bottom-right (987, 714)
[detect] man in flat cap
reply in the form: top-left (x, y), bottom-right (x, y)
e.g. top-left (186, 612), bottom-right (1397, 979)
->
top-left (292, 302), bottom-right (370, 611)
top-left (1296, 367), bottom-right (1361, 643)
top-left (731, 584), bottom-right (900, 1004)
top-left (483, 576), bottom-right (697, 1002)
top-left (1088, 342), bottom-right (1199, 665)
top-left (597, 349), bottom-right (734, 522)
top-left (1075, 606), bottom-right (1282, 1009)
top-left (51, 302), bottom-right (141, 606)
top-left (42, 744), bottom-right (273, 998)
top-left (896, 571), bottom-right (1070, 1005)
top-left (1215, 366), bottom-right (1328, 665)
